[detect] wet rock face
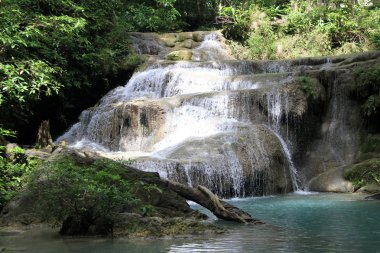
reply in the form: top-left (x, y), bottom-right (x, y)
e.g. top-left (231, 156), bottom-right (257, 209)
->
top-left (59, 100), bottom-right (167, 152)
top-left (59, 29), bottom-right (380, 196)
top-left (296, 53), bottom-right (380, 192)
top-left (134, 126), bottom-right (293, 198)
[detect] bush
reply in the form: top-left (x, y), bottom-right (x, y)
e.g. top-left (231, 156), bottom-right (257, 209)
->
top-left (246, 14), bottom-right (277, 60)
top-left (29, 158), bottom-right (139, 226)
top-left (297, 76), bottom-right (319, 98)
top-left (222, 1), bottom-right (379, 60)
top-left (0, 148), bottom-right (39, 210)
top-left (275, 31), bottom-right (331, 59)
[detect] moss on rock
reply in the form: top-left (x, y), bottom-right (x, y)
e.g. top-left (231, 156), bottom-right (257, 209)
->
top-left (166, 50), bottom-right (193, 61)
top-left (113, 214), bottom-right (221, 237)
top-left (344, 158), bottom-right (380, 192)
top-left (0, 149), bottom-right (219, 237)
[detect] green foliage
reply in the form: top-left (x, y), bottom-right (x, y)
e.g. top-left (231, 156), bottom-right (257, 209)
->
top-left (352, 65), bottom-right (380, 116)
top-left (358, 7), bottom-right (380, 49)
top-left (0, 149), bottom-right (40, 210)
top-left (297, 76), bottom-right (318, 98)
top-left (220, 4), bottom-right (252, 42)
top-left (344, 158), bottom-right (380, 190)
top-left (0, 127), bottom-right (16, 138)
top-left (29, 158), bottom-right (139, 224)
top-left (221, 1), bottom-right (380, 60)
top-left (246, 10), bottom-right (277, 60)
top-left (0, 0), bottom-right (181, 139)
top-left (276, 31), bottom-right (331, 59)
top-left (174, 0), bottom-right (218, 30)
top-left (126, 3), bottom-right (181, 32)
top-left (360, 135), bottom-right (380, 153)
top-left (141, 204), bottom-right (155, 217)
top-left (0, 61), bottom-right (62, 105)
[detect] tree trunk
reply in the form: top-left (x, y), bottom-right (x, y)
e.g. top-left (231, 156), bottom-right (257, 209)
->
top-left (35, 120), bottom-right (54, 149)
top-left (163, 179), bottom-right (264, 224)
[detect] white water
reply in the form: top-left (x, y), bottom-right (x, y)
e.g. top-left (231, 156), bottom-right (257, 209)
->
top-left (59, 31), bottom-right (305, 197)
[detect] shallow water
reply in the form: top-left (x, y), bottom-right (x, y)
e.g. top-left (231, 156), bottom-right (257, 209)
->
top-left (1, 193), bottom-right (379, 253)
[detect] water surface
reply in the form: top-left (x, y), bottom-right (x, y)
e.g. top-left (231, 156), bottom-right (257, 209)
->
top-left (1, 193), bottom-right (379, 252)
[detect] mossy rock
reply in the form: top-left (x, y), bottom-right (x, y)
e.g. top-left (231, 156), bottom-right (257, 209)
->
top-left (160, 37), bottom-right (176, 48)
top-left (309, 167), bottom-right (354, 192)
top-left (166, 50), bottom-right (193, 61)
top-left (1, 150), bottom-right (212, 236)
top-left (174, 32), bottom-right (193, 42)
top-left (181, 39), bottom-right (193, 49)
top-left (344, 158), bottom-right (380, 192)
top-left (192, 32), bottom-right (206, 42)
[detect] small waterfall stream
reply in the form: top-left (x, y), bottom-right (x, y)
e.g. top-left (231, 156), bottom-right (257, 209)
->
top-left (58, 31), bottom-right (317, 197)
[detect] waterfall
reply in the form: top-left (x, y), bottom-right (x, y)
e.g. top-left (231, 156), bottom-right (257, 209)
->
top-left (265, 90), bottom-right (300, 191)
top-left (58, 31), bottom-right (316, 197)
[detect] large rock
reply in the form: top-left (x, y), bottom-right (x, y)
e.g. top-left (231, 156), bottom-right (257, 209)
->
top-left (0, 149), bottom-right (217, 237)
top-left (308, 167), bottom-right (354, 192)
top-left (344, 158), bottom-right (380, 193)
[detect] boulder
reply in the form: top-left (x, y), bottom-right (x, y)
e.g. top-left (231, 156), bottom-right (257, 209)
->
top-left (309, 167), bottom-right (354, 192)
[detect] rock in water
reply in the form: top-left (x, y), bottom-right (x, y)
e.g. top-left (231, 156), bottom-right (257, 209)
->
top-left (365, 193), bottom-right (380, 200)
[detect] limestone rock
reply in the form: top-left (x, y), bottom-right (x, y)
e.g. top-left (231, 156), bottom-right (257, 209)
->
top-left (166, 50), bottom-right (193, 61)
top-left (308, 167), bottom-right (354, 192)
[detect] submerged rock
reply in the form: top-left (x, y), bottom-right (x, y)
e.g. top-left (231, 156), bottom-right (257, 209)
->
top-left (113, 214), bottom-right (222, 237)
top-left (365, 193), bottom-right (380, 200)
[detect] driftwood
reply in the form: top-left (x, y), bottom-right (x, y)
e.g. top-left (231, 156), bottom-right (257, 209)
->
top-left (163, 179), bottom-right (264, 224)
top-left (35, 120), bottom-right (54, 149)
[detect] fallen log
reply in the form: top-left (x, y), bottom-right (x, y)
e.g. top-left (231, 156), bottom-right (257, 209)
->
top-left (163, 179), bottom-right (264, 224)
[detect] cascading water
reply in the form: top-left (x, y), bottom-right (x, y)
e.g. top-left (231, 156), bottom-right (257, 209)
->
top-left (59, 31), bottom-right (311, 197)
